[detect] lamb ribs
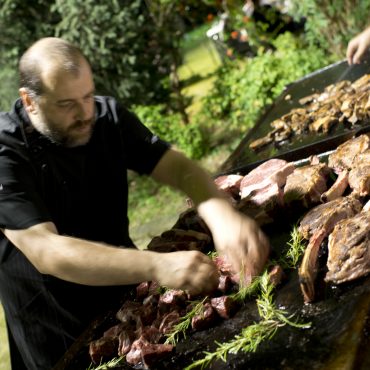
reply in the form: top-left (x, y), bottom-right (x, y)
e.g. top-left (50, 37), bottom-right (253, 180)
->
top-left (298, 196), bottom-right (363, 303)
top-left (298, 134), bottom-right (370, 302)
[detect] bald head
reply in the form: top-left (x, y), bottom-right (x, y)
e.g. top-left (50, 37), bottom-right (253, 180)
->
top-left (19, 37), bottom-right (88, 98)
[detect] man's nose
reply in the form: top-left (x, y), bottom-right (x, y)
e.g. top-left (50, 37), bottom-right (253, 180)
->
top-left (75, 101), bottom-right (91, 121)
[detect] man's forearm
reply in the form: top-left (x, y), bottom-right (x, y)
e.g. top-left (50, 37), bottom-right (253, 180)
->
top-left (4, 224), bottom-right (158, 286)
top-left (151, 149), bottom-right (226, 206)
top-left (43, 234), bottom-right (159, 285)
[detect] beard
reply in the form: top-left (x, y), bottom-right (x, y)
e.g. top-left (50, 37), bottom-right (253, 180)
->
top-left (40, 118), bottom-right (95, 148)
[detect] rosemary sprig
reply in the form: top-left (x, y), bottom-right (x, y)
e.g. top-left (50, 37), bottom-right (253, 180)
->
top-left (165, 297), bottom-right (208, 345)
top-left (230, 274), bottom-right (262, 302)
top-left (185, 270), bottom-right (310, 369)
top-left (87, 356), bottom-right (125, 370)
top-left (185, 320), bottom-right (279, 370)
top-left (281, 225), bottom-right (306, 269)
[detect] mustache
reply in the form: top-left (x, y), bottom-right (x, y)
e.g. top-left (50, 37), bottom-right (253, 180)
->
top-left (70, 118), bottom-right (95, 130)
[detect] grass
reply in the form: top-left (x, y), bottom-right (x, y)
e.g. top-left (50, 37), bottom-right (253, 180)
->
top-left (0, 304), bottom-right (10, 370)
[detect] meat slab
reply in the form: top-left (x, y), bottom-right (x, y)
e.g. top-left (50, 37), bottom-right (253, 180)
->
top-left (348, 150), bottom-right (370, 196)
top-left (284, 162), bottom-right (331, 208)
top-left (326, 210), bottom-right (370, 284)
top-left (327, 134), bottom-right (370, 173)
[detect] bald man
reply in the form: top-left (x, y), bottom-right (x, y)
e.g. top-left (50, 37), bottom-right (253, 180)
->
top-left (0, 37), bottom-right (269, 369)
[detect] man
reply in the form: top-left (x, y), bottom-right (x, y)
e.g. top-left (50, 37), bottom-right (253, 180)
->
top-left (0, 37), bottom-right (269, 369)
top-left (347, 25), bottom-right (370, 65)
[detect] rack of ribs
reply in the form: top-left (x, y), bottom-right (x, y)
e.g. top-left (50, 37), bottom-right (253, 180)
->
top-left (298, 196), bottom-right (363, 303)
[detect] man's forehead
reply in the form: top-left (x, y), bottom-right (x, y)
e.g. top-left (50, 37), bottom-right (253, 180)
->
top-left (40, 60), bottom-right (93, 98)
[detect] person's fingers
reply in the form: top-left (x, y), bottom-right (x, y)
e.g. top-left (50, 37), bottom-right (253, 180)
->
top-left (185, 259), bottom-right (219, 295)
top-left (346, 41), bottom-right (357, 65)
top-left (352, 44), bottom-right (367, 64)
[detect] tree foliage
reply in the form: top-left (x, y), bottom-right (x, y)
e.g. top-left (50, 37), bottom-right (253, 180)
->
top-left (0, 0), bottom-right (216, 108)
top-left (51, 0), bottom-right (174, 106)
top-left (287, 0), bottom-right (370, 58)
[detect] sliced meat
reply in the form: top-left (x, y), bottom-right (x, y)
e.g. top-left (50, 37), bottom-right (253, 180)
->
top-left (158, 289), bottom-right (187, 314)
top-left (158, 311), bottom-right (180, 335)
top-left (299, 196), bottom-right (363, 240)
top-left (268, 264), bottom-right (285, 286)
top-left (325, 211), bottom-right (370, 284)
top-left (126, 336), bottom-right (173, 368)
top-left (236, 198), bottom-right (274, 226)
top-left (239, 159), bottom-right (294, 217)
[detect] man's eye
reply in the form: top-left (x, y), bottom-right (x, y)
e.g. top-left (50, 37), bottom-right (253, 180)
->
top-left (58, 102), bottom-right (74, 108)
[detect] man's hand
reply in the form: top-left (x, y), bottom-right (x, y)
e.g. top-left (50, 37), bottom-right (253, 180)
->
top-left (198, 198), bottom-right (270, 284)
top-left (347, 26), bottom-right (370, 65)
top-left (152, 250), bottom-right (219, 295)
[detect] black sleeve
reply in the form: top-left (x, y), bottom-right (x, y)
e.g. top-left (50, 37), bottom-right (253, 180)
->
top-left (114, 102), bottom-right (171, 175)
top-left (0, 146), bottom-right (51, 230)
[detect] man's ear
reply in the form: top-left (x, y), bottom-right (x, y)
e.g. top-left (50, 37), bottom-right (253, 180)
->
top-left (19, 88), bottom-right (37, 114)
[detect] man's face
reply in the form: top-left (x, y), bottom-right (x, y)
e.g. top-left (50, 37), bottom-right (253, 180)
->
top-left (29, 59), bottom-right (96, 148)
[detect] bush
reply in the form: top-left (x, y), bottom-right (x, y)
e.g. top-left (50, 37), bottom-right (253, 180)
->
top-left (196, 32), bottom-right (334, 136)
top-left (133, 104), bottom-right (207, 159)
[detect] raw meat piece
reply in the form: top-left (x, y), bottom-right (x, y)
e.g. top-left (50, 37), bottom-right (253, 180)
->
top-left (210, 296), bottom-right (240, 319)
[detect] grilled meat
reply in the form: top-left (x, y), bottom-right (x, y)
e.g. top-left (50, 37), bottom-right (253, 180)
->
top-left (325, 210), bottom-right (370, 284)
top-left (298, 196), bottom-right (363, 302)
top-left (249, 74), bottom-right (370, 151)
top-left (327, 134), bottom-right (370, 173)
top-left (348, 150), bottom-right (370, 196)
top-left (284, 162), bottom-right (331, 208)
